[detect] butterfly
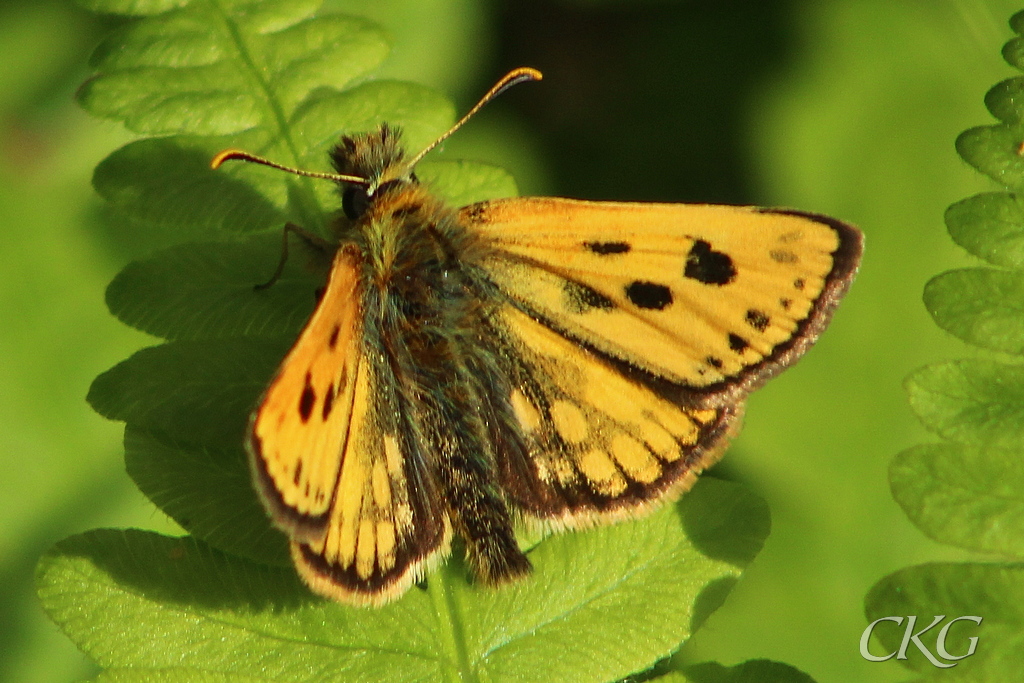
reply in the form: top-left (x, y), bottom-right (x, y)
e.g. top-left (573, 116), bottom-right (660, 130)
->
top-left (211, 67), bottom-right (862, 606)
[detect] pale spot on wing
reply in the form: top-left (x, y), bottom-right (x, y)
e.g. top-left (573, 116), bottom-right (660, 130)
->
top-left (332, 464), bottom-right (364, 569)
top-left (356, 518), bottom-right (375, 580)
top-left (534, 456), bottom-right (553, 483)
top-left (666, 417), bottom-right (699, 446)
top-left (691, 408), bottom-right (718, 424)
top-left (384, 435), bottom-right (402, 475)
top-left (636, 418), bottom-right (680, 461)
top-left (511, 390), bottom-right (542, 433)
top-left (550, 400), bottom-right (589, 443)
top-left (395, 503), bottom-right (413, 532)
top-left (578, 448), bottom-right (627, 496)
top-left (334, 511), bottom-right (358, 569)
top-left (611, 433), bottom-right (661, 483)
top-left (516, 314), bottom-right (572, 361)
top-left (553, 457), bottom-right (577, 486)
top-left (377, 521), bottom-right (396, 571)
top-left (649, 400), bottom-right (702, 445)
top-left (372, 459), bottom-right (391, 509)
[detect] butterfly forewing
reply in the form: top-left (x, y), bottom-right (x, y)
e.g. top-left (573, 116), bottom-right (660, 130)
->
top-left (464, 197), bottom-right (861, 400)
top-left (487, 304), bottom-right (741, 526)
top-left (249, 247), bottom-right (364, 539)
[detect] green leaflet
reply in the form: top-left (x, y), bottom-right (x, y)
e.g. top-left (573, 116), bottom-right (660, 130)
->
top-left (925, 268), bottom-right (1024, 353)
top-left (78, 0), bottom-right (451, 245)
top-left (891, 443), bottom-right (1024, 556)
top-left (87, 338), bottom-right (284, 448)
top-left (77, 0), bottom-right (191, 17)
top-left (906, 360), bottom-right (1024, 447)
top-left (93, 139), bottom-right (285, 243)
top-left (945, 193), bottom-right (1024, 268)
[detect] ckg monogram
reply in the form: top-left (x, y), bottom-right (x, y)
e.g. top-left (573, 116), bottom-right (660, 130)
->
top-left (860, 615), bottom-right (982, 668)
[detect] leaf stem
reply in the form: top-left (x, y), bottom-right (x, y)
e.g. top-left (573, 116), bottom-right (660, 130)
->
top-left (427, 565), bottom-right (477, 683)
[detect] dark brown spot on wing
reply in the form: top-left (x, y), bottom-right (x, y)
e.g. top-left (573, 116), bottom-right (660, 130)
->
top-left (625, 281), bottom-right (673, 310)
top-left (745, 309), bottom-right (770, 332)
top-left (322, 381), bottom-right (336, 420)
top-left (706, 355), bottom-right (723, 369)
top-left (328, 324), bottom-right (340, 350)
top-left (299, 373), bottom-right (316, 423)
top-left (728, 333), bottom-right (748, 353)
top-left (685, 240), bottom-right (736, 285)
top-left (770, 249), bottom-right (799, 263)
top-left (794, 278), bottom-right (805, 291)
top-left (584, 240), bottom-right (631, 255)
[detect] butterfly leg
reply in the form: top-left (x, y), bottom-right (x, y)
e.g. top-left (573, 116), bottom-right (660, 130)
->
top-left (255, 222), bottom-right (335, 291)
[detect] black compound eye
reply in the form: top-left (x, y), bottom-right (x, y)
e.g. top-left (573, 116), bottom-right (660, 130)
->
top-left (342, 186), bottom-right (370, 219)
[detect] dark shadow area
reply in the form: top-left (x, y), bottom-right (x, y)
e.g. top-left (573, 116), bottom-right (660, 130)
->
top-left (683, 658), bottom-right (817, 682)
top-left (689, 574), bottom-right (740, 635)
top-left (44, 529), bottom-right (307, 613)
top-left (488, 0), bottom-right (797, 204)
top-left (678, 477), bottom-right (771, 567)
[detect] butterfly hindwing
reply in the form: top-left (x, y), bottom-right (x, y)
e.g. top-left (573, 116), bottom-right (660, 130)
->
top-left (249, 246), bottom-right (450, 605)
top-left (486, 303), bottom-right (741, 525)
top-left (463, 197), bottom-right (862, 403)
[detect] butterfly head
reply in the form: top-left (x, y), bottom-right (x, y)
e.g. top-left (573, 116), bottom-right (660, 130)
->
top-left (329, 124), bottom-right (416, 220)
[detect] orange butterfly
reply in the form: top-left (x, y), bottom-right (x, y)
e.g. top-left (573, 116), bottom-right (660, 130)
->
top-left (212, 68), bottom-right (862, 605)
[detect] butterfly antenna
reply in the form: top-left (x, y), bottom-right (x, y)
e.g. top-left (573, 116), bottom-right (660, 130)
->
top-left (210, 149), bottom-right (370, 186)
top-left (404, 67), bottom-right (543, 170)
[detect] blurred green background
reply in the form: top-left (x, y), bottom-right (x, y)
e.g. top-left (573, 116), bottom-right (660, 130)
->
top-left (0, 0), bottom-right (1017, 681)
